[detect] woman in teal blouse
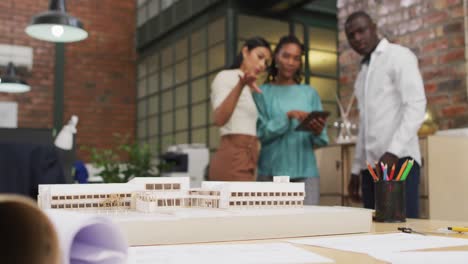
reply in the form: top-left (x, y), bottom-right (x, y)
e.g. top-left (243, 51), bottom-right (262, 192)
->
top-left (254, 35), bottom-right (329, 205)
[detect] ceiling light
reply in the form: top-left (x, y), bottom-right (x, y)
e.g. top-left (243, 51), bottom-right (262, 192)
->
top-left (25, 0), bottom-right (88, 43)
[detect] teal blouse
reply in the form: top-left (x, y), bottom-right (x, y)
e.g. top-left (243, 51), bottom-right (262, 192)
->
top-left (253, 84), bottom-right (329, 179)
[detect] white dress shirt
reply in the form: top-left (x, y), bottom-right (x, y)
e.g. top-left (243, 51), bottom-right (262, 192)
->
top-left (351, 38), bottom-right (427, 174)
top-left (210, 69), bottom-right (258, 136)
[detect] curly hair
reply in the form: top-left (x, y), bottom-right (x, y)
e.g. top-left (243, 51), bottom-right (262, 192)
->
top-left (267, 35), bottom-right (304, 84)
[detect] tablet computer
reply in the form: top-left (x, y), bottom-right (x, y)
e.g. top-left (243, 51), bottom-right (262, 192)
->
top-left (295, 111), bottom-right (330, 131)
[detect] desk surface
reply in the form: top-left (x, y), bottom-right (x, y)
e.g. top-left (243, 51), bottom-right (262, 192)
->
top-left (188, 219), bottom-right (468, 264)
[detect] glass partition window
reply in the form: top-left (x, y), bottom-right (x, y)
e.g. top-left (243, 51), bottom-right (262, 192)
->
top-left (148, 116), bottom-right (159, 136)
top-left (148, 0), bottom-right (160, 18)
top-left (148, 95), bottom-right (159, 115)
top-left (136, 16), bottom-right (226, 154)
top-left (175, 108), bottom-right (188, 131)
top-left (136, 14), bottom-right (338, 152)
top-left (137, 4), bottom-right (147, 27)
top-left (208, 17), bottom-right (225, 45)
top-left (308, 27), bottom-right (338, 140)
top-left (208, 43), bottom-right (225, 71)
top-left (238, 15), bottom-right (288, 45)
top-left (308, 51), bottom-right (337, 77)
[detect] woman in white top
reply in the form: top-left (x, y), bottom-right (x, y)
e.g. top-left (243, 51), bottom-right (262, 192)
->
top-left (209, 37), bottom-right (272, 181)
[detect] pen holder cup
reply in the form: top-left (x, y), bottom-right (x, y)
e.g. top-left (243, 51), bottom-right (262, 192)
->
top-left (374, 181), bottom-right (406, 222)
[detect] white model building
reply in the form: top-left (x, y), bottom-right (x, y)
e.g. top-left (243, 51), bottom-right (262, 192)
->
top-left (38, 176), bottom-right (305, 212)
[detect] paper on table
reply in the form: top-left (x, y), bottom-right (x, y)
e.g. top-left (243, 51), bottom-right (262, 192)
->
top-left (128, 242), bottom-right (333, 264)
top-left (45, 210), bottom-right (128, 264)
top-left (288, 233), bottom-right (468, 255)
top-left (373, 251), bottom-right (468, 264)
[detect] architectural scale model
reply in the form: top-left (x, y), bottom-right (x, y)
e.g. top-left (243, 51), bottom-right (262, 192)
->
top-left (38, 176), bottom-right (305, 212)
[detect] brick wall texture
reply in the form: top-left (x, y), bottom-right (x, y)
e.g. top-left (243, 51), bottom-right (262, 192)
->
top-left (337, 0), bottom-right (468, 129)
top-left (0, 0), bottom-right (136, 160)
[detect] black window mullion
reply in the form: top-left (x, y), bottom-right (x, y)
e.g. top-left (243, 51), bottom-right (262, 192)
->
top-left (157, 52), bottom-right (163, 155)
top-left (187, 29), bottom-right (193, 143)
top-left (303, 23), bottom-right (310, 84)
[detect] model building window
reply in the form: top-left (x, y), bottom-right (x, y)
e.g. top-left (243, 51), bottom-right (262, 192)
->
top-left (93, 195), bottom-right (99, 198)
top-left (86, 203), bottom-right (91, 208)
top-left (269, 192), bottom-right (274, 196)
top-left (155, 184), bottom-right (163, 190)
top-left (146, 184), bottom-right (154, 190)
top-left (158, 200), bottom-right (164, 206)
top-left (299, 192), bottom-right (304, 196)
top-left (58, 204), bottom-right (64, 208)
top-left (229, 201), bottom-right (235, 206)
top-left (72, 195), bottom-right (78, 199)
top-left (79, 204), bottom-right (85, 208)
top-left (175, 199), bottom-right (181, 206)
top-left (293, 192), bottom-right (298, 196)
top-left (261, 201), bottom-right (266, 205)
top-left (236, 201), bottom-right (241, 205)
top-left (286, 201), bottom-right (290, 205)
top-left (125, 201), bottom-right (131, 206)
top-left (275, 192), bottom-right (280, 196)
top-left (52, 196), bottom-right (58, 200)
top-left (164, 184), bottom-right (172, 189)
top-left (279, 201), bottom-right (284, 205)
top-left (120, 194), bottom-right (125, 197)
top-left (245, 192), bottom-right (249, 197)
top-left (256, 192), bottom-right (262, 196)
top-left (267, 201), bottom-right (272, 205)
top-left (242, 201), bottom-right (247, 205)
top-left (237, 192), bottom-right (243, 197)
top-left (51, 205), bottom-right (57, 208)
top-left (72, 204), bottom-right (78, 208)
top-left (80, 195), bottom-right (86, 199)
top-left (59, 196), bottom-right (65, 200)
top-left (231, 192), bottom-right (237, 197)
top-left (86, 195), bottom-right (92, 199)
top-left (66, 196), bottom-right (72, 199)
top-left (173, 183), bottom-right (181, 189)
top-left (288, 192), bottom-right (292, 196)
top-left (65, 204), bottom-right (71, 208)
top-left (126, 194), bottom-right (131, 197)
top-left (249, 201), bottom-right (254, 205)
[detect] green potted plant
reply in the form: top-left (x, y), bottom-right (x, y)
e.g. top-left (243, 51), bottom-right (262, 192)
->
top-left (82, 134), bottom-right (171, 183)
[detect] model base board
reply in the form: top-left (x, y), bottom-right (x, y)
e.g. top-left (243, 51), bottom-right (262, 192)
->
top-left (112, 206), bottom-right (373, 246)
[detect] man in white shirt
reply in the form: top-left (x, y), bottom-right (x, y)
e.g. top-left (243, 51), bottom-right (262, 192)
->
top-left (345, 11), bottom-right (427, 218)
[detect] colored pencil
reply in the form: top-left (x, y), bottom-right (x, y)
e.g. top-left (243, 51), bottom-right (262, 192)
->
top-left (395, 160), bottom-right (409, 181)
top-left (388, 164), bottom-right (396, 181)
top-left (367, 162), bottom-right (379, 181)
top-left (400, 159), bottom-right (415, 181)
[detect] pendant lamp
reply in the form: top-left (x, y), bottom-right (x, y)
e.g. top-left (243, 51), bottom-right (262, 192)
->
top-left (25, 0), bottom-right (88, 43)
top-left (0, 62), bottom-right (31, 93)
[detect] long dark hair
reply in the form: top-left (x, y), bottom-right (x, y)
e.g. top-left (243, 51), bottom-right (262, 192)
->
top-left (229, 36), bottom-right (271, 69)
top-left (268, 35), bottom-right (304, 84)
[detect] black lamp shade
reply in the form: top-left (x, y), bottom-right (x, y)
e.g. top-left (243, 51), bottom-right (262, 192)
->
top-left (0, 62), bottom-right (31, 93)
top-left (25, 0), bottom-right (88, 43)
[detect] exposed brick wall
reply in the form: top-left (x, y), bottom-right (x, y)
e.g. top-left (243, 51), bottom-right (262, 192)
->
top-left (0, 0), bottom-right (55, 128)
top-left (0, 0), bottom-right (136, 161)
top-left (337, 0), bottom-right (468, 129)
